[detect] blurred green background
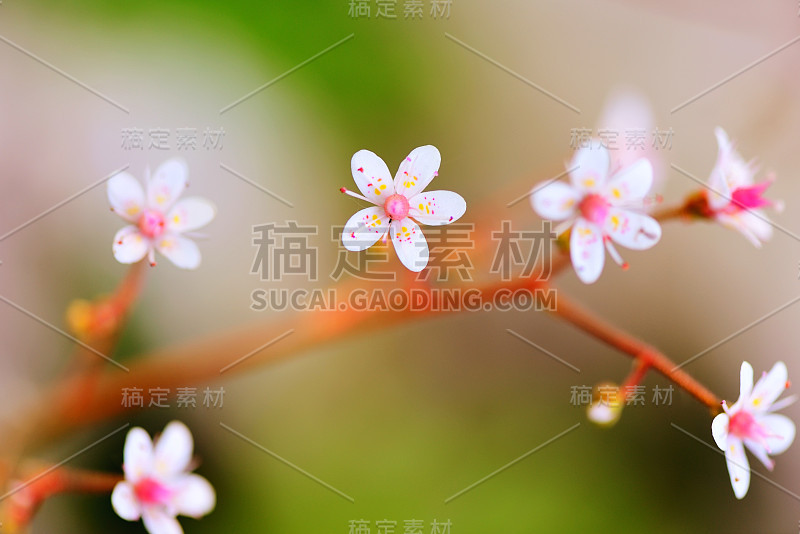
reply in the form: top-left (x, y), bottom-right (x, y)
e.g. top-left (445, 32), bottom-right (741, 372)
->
top-left (1, 0), bottom-right (799, 532)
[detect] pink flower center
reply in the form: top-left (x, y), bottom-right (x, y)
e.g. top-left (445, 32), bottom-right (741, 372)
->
top-left (578, 194), bottom-right (610, 225)
top-left (384, 194), bottom-right (410, 221)
top-left (727, 180), bottom-right (774, 212)
top-left (727, 410), bottom-right (777, 452)
top-left (133, 477), bottom-right (173, 506)
top-left (138, 210), bottom-right (166, 238)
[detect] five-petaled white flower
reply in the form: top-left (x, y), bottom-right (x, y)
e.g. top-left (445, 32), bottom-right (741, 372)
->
top-left (112, 421), bottom-right (216, 534)
top-left (107, 159), bottom-right (215, 269)
top-left (340, 145), bottom-right (466, 272)
top-left (711, 361), bottom-right (796, 499)
top-left (702, 127), bottom-right (781, 247)
top-left (531, 142), bottom-right (661, 284)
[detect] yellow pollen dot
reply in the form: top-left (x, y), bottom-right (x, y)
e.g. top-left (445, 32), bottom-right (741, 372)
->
top-left (418, 203), bottom-right (424, 210)
top-left (583, 178), bottom-right (595, 188)
top-left (401, 226), bottom-right (408, 232)
top-left (612, 188), bottom-right (621, 198)
top-left (126, 206), bottom-right (140, 216)
top-left (372, 214), bottom-right (378, 219)
top-left (374, 189), bottom-right (381, 195)
top-left (379, 184), bottom-right (387, 190)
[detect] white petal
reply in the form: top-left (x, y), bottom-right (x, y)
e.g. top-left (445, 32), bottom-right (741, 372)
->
top-left (569, 219), bottom-right (605, 284)
top-left (739, 361), bottom-right (754, 403)
top-left (108, 173), bottom-right (146, 222)
top-left (123, 427), bottom-right (154, 483)
top-left (113, 226), bottom-right (149, 265)
top-left (604, 209), bottom-right (661, 251)
top-left (167, 197), bottom-right (216, 233)
top-left (711, 413), bottom-right (729, 450)
top-left (390, 218), bottom-right (429, 272)
top-left (393, 145), bottom-right (441, 198)
top-left (111, 482), bottom-right (142, 521)
top-left (604, 158), bottom-right (653, 204)
top-left (409, 190), bottom-right (466, 226)
top-left (154, 421), bottom-right (194, 478)
top-left (155, 235), bottom-right (202, 270)
top-left (761, 413), bottom-right (796, 455)
top-left (742, 438), bottom-right (774, 471)
top-left (351, 150), bottom-right (394, 205)
top-left (173, 474), bottom-right (216, 518)
top-left (750, 361), bottom-right (789, 412)
top-left (142, 508), bottom-right (184, 534)
top-left (724, 437), bottom-right (750, 499)
top-left (342, 206), bottom-right (390, 252)
top-left (148, 159), bottom-right (188, 212)
top-left (531, 181), bottom-right (580, 221)
top-left (569, 144), bottom-right (609, 192)
top-left (737, 210), bottom-right (773, 243)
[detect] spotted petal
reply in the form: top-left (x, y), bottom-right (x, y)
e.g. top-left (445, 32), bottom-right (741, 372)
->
top-left (147, 158), bottom-right (188, 212)
top-left (173, 474), bottom-right (216, 518)
top-left (604, 208), bottom-right (661, 251)
top-left (409, 190), bottom-right (466, 226)
top-left (111, 481), bottom-right (142, 521)
top-left (108, 172), bottom-right (146, 222)
top-left (569, 144), bottom-right (609, 193)
top-left (390, 217), bottom-right (429, 272)
top-left (113, 226), bottom-right (149, 265)
top-left (351, 150), bottom-right (394, 205)
top-left (167, 197), bottom-right (216, 233)
top-left (342, 206), bottom-right (390, 252)
top-left (155, 234), bottom-right (202, 270)
top-left (723, 436), bottom-right (750, 499)
top-left (531, 181), bottom-right (580, 221)
top-left (123, 427), bottom-right (154, 483)
top-left (394, 145), bottom-right (441, 198)
top-left (604, 158), bottom-right (653, 204)
top-left (569, 218), bottom-right (605, 284)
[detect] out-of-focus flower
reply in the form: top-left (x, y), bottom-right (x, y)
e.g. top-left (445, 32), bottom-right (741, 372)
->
top-left (711, 361), bottom-right (796, 499)
top-left (340, 145), bottom-right (466, 272)
top-left (532, 143), bottom-right (661, 284)
top-left (691, 128), bottom-right (782, 247)
top-left (107, 159), bottom-right (215, 269)
top-left (112, 421), bottom-right (215, 534)
top-left (587, 383), bottom-right (622, 427)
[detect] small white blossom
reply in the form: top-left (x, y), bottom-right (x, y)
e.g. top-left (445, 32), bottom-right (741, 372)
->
top-left (532, 143), bottom-right (661, 284)
top-left (112, 421), bottom-right (216, 533)
top-left (107, 159), bottom-right (215, 269)
top-left (704, 127), bottom-right (781, 247)
top-left (711, 361), bottom-right (796, 499)
top-left (340, 145), bottom-right (466, 272)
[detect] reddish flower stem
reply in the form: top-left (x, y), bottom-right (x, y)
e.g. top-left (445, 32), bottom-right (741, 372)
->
top-left (550, 293), bottom-right (721, 412)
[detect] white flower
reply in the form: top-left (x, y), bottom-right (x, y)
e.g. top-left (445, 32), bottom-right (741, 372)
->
top-left (107, 159), bottom-right (215, 269)
top-left (340, 145), bottom-right (466, 272)
top-left (711, 361), bottom-right (796, 499)
top-left (704, 127), bottom-right (781, 247)
top-left (112, 421), bottom-right (216, 534)
top-left (531, 143), bottom-right (661, 284)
